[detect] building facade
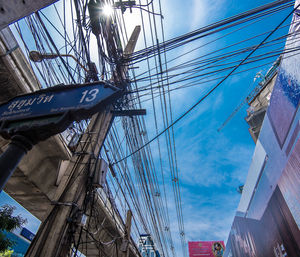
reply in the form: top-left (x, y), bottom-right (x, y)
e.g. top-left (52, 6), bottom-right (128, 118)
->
top-left (138, 234), bottom-right (161, 257)
top-left (224, 1), bottom-right (300, 256)
top-left (245, 58), bottom-right (280, 143)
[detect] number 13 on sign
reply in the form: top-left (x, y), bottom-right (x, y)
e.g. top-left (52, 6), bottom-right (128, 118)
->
top-left (79, 89), bottom-right (99, 103)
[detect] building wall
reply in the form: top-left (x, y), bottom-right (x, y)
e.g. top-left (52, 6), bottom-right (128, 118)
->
top-left (224, 1), bottom-right (300, 256)
top-left (138, 235), bottom-right (161, 257)
top-left (248, 74), bottom-right (277, 112)
top-left (245, 71), bottom-right (278, 143)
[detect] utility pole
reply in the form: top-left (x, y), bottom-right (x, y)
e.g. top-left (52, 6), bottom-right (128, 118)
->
top-left (25, 26), bottom-right (140, 257)
top-left (122, 210), bottom-right (133, 257)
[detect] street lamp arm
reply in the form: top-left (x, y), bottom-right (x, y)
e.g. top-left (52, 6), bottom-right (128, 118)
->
top-left (60, 54), bottom-right (89, 73)
top-left (29, 51), bottom-right (89, 73)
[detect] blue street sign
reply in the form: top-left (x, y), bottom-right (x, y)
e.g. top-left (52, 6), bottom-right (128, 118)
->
top-left (21, 227), bottom-right (35, 241)
top-left (0, 82), bottom-right (121, 193)
top-left (0, 81), bottom-right (121, 122)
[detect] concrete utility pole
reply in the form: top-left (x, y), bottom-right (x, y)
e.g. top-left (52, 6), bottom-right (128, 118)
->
top-left (25, 26), bottom-right (141, 257)
top-left (121, 210), bottom-right (133, 257)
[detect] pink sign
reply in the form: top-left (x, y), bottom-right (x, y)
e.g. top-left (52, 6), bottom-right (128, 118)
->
top-left (188, 241), bottom-right (225, 257)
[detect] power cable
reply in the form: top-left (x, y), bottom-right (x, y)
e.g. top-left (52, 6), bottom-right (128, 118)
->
top-left (113, 1), bottom-right (299, 165)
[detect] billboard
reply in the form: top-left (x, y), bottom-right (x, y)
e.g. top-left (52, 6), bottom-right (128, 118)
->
top-left (188, 241), bottom-right (225, 257)
top-left (20, 227), bottom-right (35, 241)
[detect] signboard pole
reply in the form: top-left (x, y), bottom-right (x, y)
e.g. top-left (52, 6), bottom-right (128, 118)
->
top-left (0, 135), bottom-right (33, 191)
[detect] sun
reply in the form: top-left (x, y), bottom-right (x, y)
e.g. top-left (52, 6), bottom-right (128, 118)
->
top-left (102, 4), bottom-right (113, 16)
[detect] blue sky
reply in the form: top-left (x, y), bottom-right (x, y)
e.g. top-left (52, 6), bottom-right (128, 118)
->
top-left (0, 0), bottom-right (295, 256)
top-left (117, 0), bottom-right (292, 252)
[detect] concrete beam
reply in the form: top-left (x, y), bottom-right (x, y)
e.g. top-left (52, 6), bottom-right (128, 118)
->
top-left (0, 0), bottom-right (58, 30)
top-left (0, 26), bottom-right (71, 221)
top-left (2, 135), bottom-right (71, 220)
top-left (0, 27), bottom-right (41, 100)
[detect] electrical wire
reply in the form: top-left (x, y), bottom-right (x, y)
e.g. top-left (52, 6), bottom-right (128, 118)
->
top-left (112, 1), bottom-right (299, 165)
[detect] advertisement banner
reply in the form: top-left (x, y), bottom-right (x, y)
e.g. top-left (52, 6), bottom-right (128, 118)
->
top-left (188, 241), bottom-right (225, 257)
